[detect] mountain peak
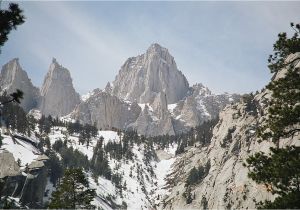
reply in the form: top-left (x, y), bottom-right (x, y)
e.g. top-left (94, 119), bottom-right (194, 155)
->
top-left (51, 57), bottom-right (58, 64)
top-left (9, 57), bottom-right (19, 64)
top-left (0, 58), bottom-right (40, 112)
top-left (112, 44), bottom-right (189, 104)
top-left (146, 43), bottom-right (171, 59)
top-left (147, 43), bottom-right (167, 52)
top-left (50, 58), bottom-right (65, 71)
top-left (39, 60), bottom-right (80, 117)
top-left (4, 58), bottom-right (21, 71)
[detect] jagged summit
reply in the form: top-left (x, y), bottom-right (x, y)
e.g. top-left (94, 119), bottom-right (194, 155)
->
top-left (147, 43), bottom-right (165, 50)
top-left (1, 58), bottom-right (23, 81)
top-left (111, 43), bottom-right (189, 104)
top-left (40, 59), bottom-right (73, 95)
top-left (146, 43), bottom-right (170, 56)
top-left (0, 58), bottom-right (40, 111)
top-left (39, 59), bottom-right (80, 117)
top-left (51, 57), bottom-right (64, 69)
top-left (192, 83), bottom-right (212, 96)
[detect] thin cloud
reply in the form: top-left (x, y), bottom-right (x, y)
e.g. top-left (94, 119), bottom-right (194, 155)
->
top-left (0, 1), bottom-right (299, 95)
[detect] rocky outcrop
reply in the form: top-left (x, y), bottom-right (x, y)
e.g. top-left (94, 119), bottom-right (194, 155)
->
top-left (160, 53), bottom-right (300, 209)
top-left (39, 58), bottom-right (81, 117)
top-left (128, 91), bottom-right (175, 136)
top-left (0, 58), bottom-right (40, 112)
top-left (112, 43), bottom-right (189, 104)
top-left (0, 150), bottom-right (49, 208)
top-left (73, 88), bottom-right (176, 136)
top-left (0, 151), bottom-right (23, 207)
top-left (71, 89), bottom-right (141, 130)
top-left (20, 157), bottom-right (48, 208)
top-left (170, 83), bottom-right (240, 129)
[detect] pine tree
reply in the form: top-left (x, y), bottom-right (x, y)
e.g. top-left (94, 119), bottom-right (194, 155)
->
top-left (90, 141), bottom-right (111, 180)
top-left (0, 3), bottom-right (25, 52)
top-left (245, 23), bottom-right (300, 209)
top-left (258, 22), bottom-right (300, 142)
top-left (46, 150), bottom-right (63, 185)
top-left (246, 146), bottom-right (300, 208)
top-left (49, 168), bottom-right (96, 209)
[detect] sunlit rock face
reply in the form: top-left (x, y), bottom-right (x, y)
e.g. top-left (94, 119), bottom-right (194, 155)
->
top-left (39, 58), bottom-right (80, 117)
top-left (111, 43), bottom-right (189, 104)
top-left (71, 89), bottom-right (141, 131)
top-left (160, 53), bottom-right (300, 210)
top-left (0, 58), bottom-right (40, 112)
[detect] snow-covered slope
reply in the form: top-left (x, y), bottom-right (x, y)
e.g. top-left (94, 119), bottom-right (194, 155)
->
top-left (0, 129), bottom-right (41, 168)
top-left (46, 127), bottom-right (176, 209)
top-left (0, 125), bottom-right (177, 209)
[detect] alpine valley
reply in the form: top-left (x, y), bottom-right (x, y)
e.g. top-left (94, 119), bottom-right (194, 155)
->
top-left (0, 44), bottom-right (299, 209)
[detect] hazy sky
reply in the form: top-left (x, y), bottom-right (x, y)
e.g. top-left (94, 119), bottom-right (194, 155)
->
top-left (1, 1), bottom-right (299, 95)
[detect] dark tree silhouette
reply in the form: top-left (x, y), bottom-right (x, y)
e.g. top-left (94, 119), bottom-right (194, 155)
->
top-left (246, 23), bottom-right (300, 209)
top-left (0, 3), bottom-right (25, 107)
top-left (49, 168), bottom-right (96, 209)
top-left (0, 89), bottom-right (23, 105)
top-left (0, 2), bottom-right (25, 52)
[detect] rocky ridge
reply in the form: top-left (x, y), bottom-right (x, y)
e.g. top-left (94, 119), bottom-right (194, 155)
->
top-left (159, 53), bottom-right (300, 209)
top-left (0, 44), bottom-right (239, 136)
top-left (72, 44), bottom-right (239, 136)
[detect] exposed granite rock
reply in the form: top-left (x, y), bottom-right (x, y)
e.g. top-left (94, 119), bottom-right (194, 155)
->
top-left (71, 90), bottom-right (141, 130)
top-left (39, 58), bottom-right (81, 117)
top-left (0, 151), bottom-right (21, 179)
top-left (19, 164), bottom-right (48, 208)
top-left (170, 83), bottom-right (240, 129)
top-left (112, 43), bottom-right (189, 104)
top-left (0, 58), bottom-right (40, 112)
top-left (128, 103), bottom-right (175, 137)
top-left (0, 150), bottom-right (49, 208)
top-left (160, 53), bottom-right (300, 210)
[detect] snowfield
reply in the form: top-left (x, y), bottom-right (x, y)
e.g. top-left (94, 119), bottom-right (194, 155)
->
top-left (0, 130), bottom-right (40, 168)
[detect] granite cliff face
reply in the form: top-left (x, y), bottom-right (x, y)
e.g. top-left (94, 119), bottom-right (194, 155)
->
top-left (71, 89), bottom-right (141, 130)
top-left (39, 58), bottom-right (81, 117)
top-left (159, 53), bottom-right (300, 209)
top-left (111, 43), bottom-right (189, 104)
top-left (128, 92), bottom-right (175, 136)
top-left (0, 59), bottom-right (40, 112)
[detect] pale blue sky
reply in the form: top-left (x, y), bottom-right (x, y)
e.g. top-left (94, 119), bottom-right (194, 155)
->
top-left (1, 1), bottom-right (299, 94)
